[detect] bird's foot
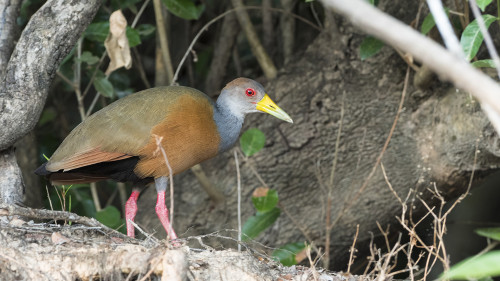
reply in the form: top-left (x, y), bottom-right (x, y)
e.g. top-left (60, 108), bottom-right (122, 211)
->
top-left (155, 191), bottom-right (179, 242)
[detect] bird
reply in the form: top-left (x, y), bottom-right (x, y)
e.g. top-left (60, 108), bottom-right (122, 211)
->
top-left (35, 77), bottom-right (293, 240)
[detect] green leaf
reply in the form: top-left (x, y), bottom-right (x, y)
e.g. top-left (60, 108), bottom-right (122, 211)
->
top-left (96, 206), bottom-right (122, 229)
top-left (240, 128), bottom-right (266, 157)
top-left (475, 227), bottom-right (500, 241)
top-left (93, 76), bottom-right (114, 98)
top-left (421, 13), bottom-right (436, 35)
top-left (441, 251), bottom-right (500, 280)
top-left (252, 188), bottom-right (279, 213)
top-left (126, 27), bottom-right (141, 47)
top-left (162, 0), bottom-right (204, 20)
top-left (136, 24), bottom-right (156, 38)
top-left (85, 22), bottom-right (110, 42)
top-left (78, 51), bottom-right (99, 65)
top-left (272, 242), bottom-right (307, 266)
top-left (421, 8), bottom-right (450, 35)
top-left (359, 36), bottom-right (384, 60)
top-left (472, 59), bottom-right (496, 68)
top-left (242, 207), bottom-right (280, 241)
top-left (460, 14), bottom-right (498, 61)
top-left (477, 0), bottom-right (493, 11)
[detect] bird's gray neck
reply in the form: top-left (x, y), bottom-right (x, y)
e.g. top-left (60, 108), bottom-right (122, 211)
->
top-left (213, 95), bottom-right (244, 152)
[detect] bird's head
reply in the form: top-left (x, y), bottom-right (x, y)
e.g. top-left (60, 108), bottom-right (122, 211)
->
top-left (219, 78), bottom-right (293, 123)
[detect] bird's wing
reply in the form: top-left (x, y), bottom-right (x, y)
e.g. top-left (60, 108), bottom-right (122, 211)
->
top-left (45, 87), bottom-right (210, 172)
top-left (47, 147), bottom-right (132, 171)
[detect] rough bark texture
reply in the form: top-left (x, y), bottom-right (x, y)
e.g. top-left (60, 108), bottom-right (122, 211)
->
top-left (0, 222), bottom-right (360, 281)
top-left (0, 0), bottom-right (103, 204)
top-left (0, 0), bottom-right (102, 150)
top-left (0, 0), bottom-right (22, 79)
top-left (0, 149), bottom-right (23, 205)
top-left (15, 133), bottom-right (43, 207)
top-left (136, 12), bottom-right (500, 267)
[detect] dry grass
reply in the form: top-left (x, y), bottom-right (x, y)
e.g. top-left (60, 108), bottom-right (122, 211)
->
top-left (355, 140), bottom-right (480, 281)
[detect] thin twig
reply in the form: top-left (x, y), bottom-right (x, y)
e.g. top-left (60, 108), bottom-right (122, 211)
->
top-left (376, 222), bottom-right (391, 252)
top-left (305, 245), bottom-right (319, 281)
top-left (127, 219), bottom-right (160, 245)
top-left (131, 0), bottom-right (151, 28)
top-left (132, 47), bottom-right (152, 88)
top-left (74, 37), bottom-right (85, 120)
top-left (380, 162), bottom-right (403, 206)
top-left (45, 186), bottom-right (54, 212)
top-left (82, 52), bottom-right (107, 100)
top-left (55, 71), bottom-right (74, 86)
top-left (234, 149), bottom-right (242, 252)
top-left (346, 224), bottom-right (359, 274)
top-left (323, 91), bottom-right (345, 269)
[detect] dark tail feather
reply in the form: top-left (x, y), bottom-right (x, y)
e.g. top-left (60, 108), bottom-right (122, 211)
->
top-left (49, 173), bottom-right (108, 185)
top-left (34, 157), bottom-right (153, 186)
top-left (34, 163), bottom-right (51, 176)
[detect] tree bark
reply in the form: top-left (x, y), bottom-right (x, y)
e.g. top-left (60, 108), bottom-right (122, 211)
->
top-left (0, 149), bottom-right (23, 205)
top-left (0, 0), bottom-right (103, 204)
top-left (0, 0), bottom-right (22, 79)
top-left (0, 0), bottom-right (102, 150)
top-left (0, 222), bottom-right (355, 281)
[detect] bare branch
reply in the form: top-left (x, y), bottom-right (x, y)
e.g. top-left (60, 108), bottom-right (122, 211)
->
top-left (0, 0), bottom-right (103, 150)
top-left (321, 0), bottom-right (500, 130)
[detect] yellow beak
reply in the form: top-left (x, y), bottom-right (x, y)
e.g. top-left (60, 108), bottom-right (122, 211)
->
top-left (256, 94), bottom-right (293, 123)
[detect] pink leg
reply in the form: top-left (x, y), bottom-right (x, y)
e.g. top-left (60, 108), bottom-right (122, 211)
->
top-left (155, 191), bottom-right (178, 240)
top-left (125, 190), bottom-right (140, 238)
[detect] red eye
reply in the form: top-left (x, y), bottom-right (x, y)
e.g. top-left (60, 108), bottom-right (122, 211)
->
top-left (246, 88), bottom-right (256, 97)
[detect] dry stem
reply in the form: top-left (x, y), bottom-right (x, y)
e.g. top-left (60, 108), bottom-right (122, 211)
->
top-left (153, 0), bottom-right (174, 84)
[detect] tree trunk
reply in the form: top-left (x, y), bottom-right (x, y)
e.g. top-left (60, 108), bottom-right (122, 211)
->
top-left (0, 0), bottom-right (103, 203)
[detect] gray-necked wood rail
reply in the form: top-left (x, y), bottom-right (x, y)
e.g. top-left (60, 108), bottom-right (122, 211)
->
top-left (35, 77), bottom-right (292, 239)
